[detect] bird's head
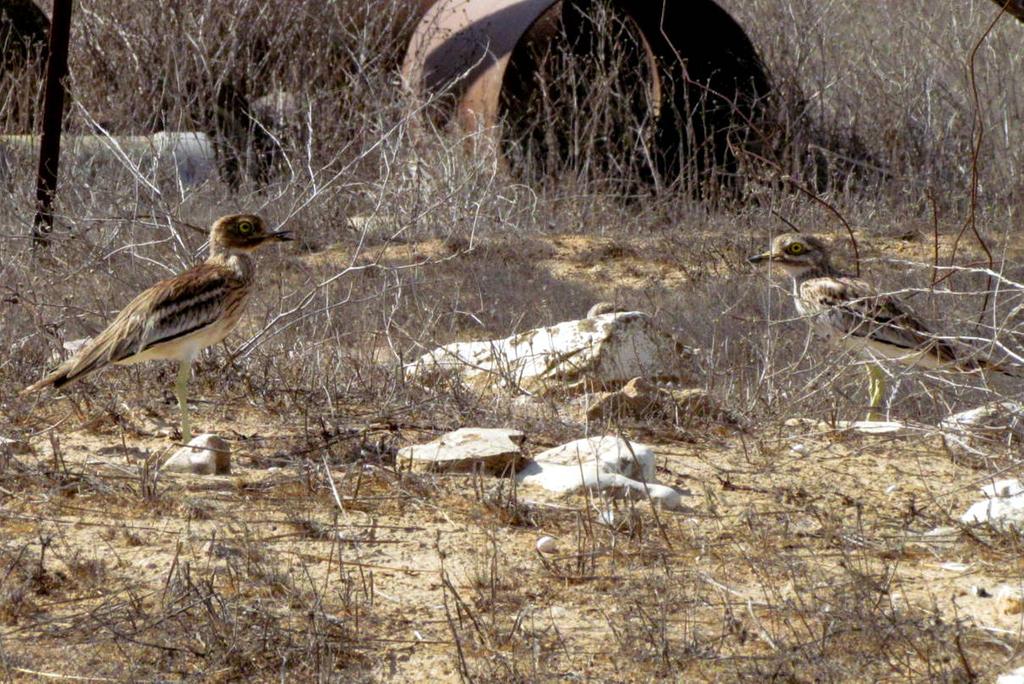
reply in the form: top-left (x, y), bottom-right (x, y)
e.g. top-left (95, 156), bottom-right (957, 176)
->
top-left (748, 233), bottom-right (831, 278)
top-left (209, 214), bottom-right (292, 255)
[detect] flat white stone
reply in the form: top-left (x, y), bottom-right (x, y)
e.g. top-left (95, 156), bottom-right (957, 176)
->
top-left (404, 311), bottom-right (691, 395)
top-left (847, 420), bottom-right (911, 435)
top-left (982, 479), bottom-right (1024, 499)
top-left (532, 436), bottom-right (655, 482)
top-left (161, 434), bottom-right (231, 475)
top-left (398, 427), bottom-right (525, 473)
top-left (784, 418), bottom-right (913, 436)
top-left (960, 478), bottom-right (1024, 530)
top-left (516, 436), bottom-right (686, 510)
top-left (997, 666), bottom-right (1024, 684)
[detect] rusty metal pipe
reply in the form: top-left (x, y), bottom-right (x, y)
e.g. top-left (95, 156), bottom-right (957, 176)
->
top-left (401, 0), bottom-right (770, 191)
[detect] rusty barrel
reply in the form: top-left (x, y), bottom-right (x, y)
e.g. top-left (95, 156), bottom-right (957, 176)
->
top-left (402, 0), bottom-right (771, 191)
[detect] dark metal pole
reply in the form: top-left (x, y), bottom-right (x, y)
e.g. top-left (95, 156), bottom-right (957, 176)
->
top-left (32, 0), bottom-right (74, 248)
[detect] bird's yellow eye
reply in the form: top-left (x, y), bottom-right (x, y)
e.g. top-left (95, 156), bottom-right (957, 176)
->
top-left (786, 242), bottom-right (805, 255)
top-left (237, 220), bottom-right (255, 235)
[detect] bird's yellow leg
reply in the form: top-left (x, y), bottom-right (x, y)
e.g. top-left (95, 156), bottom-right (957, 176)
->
top-left (866, 363), bottom-right (886, 422)
top-left (175, 360), bottom-right (192, 444)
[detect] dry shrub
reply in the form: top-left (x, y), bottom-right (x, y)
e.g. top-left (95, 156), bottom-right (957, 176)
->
top-left (0, 1), bottom-right (1023, 681)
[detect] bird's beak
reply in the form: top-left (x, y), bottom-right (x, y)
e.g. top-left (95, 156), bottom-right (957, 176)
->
top-left (748, 251), bottom-right (772, 264)
top-left (269, 230), bottom-right (294, 242)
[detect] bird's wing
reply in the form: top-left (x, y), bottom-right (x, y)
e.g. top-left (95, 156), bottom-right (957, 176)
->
top-left (120, 262), bottom-right (242, 358)
top-left (25, 263), bottom-right (241, 391)
top-left (799, 276), bottom-right (959, 364)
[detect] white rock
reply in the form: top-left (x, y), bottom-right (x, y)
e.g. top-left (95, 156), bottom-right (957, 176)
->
top-left (644, 483), bottom-right (684, 509)
top-left (784, 418), bottom-right (914, 436)
top-left (517, 436), bottom-right (687, 510)
top-left (941, 402), bottom-right (1024, 459)
top-left (404, 311), bottom-right (692, 395)
top-left (847, 420), bottom-right (911, 435)
top-left (532, 436), bottom-right (656, 482)
top-left (397, 427), bottom-right (525, 473)
top-left (535, 536), bottom-right (559, 554)
top-left (161, 434), bottom-right (231, 475)
top-left (983, 479), bottom-right (1024, 499)
top-left (997, 666), bottom-right (1024, 684)
top-left (517, 457), bottom-right (618, 494)
top-left (960, 478), bottom-right (1024, 530)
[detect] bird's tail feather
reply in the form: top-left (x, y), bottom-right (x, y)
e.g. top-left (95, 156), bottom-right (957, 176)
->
top-left (21, 338), bottom-right (111, 394)
top-left (21, 368), bottom-right (65, 394)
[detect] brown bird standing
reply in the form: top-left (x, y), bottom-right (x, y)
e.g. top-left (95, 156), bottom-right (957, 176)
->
top-left (23, 214), bottom-right (292, 441)
top-left (749, 233), bottom-right (1017, 420)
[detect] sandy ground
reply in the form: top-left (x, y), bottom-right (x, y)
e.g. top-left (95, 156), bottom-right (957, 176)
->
top-left (2, 230), bottom-right (1023, 681)
top-left (3, 406), bottom-right (1022, 681)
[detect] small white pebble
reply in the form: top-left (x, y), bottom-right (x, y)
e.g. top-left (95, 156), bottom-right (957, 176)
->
top-left (646, 484), bottom-right (683, 510)
top-left (790, 443), bottom-right (808, 456)
top-left (536, 536), bottom-right (559, 555)
top-left (939, 562), bottom-right (971, 573)
top-left (161, 433), bottom-right (231, 475)
top-left (884, 484), bottom-right (899, 495)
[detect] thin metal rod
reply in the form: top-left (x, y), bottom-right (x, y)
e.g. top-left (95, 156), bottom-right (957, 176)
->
top-left (32, 0), bottom-right (74, 248)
